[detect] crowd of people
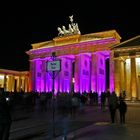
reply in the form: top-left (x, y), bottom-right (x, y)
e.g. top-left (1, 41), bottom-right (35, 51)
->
top-left (108, 91), bottom-right (127, 124)
top-left (0, 88), bottom-right (127, 140)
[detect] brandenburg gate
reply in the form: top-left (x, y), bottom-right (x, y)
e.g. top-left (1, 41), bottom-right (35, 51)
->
top-left (26, 16), bottom-right (140, 100)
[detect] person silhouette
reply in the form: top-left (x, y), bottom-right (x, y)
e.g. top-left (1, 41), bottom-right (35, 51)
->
top-left (0, 88), bottom-right (12, 140)
top-left (108, 91), bottom-right (118, 123)
top-left (118, 99), bottom-right (127, 124)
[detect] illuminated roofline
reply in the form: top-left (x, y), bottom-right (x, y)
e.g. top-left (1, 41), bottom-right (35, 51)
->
top-left (26, 37), bottom-right (117, 55)
top-left (110, 35), bottom-right (140, 49)
top-left (30, 29), bottom-right (121, 50)
top-left (0, 69), bottom-right (29, 75)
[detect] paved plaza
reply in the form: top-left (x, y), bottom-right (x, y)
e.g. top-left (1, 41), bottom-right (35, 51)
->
top-left (9, 101), bottom-right (140, 140)
top-left (54, 122), bottom-right (140, 140)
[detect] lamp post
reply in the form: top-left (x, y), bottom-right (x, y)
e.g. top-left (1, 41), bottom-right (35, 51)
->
top-left (46, 52), bottom-right (61, 137)
top-left (52, 52), bottom-right (56, 137)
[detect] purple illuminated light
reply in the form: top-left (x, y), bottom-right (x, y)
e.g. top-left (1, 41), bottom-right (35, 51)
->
top-left (32, 40), bottom-right (114, 94)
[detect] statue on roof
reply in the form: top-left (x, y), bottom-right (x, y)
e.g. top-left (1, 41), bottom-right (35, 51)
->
top-left (72, 23), bottom-right (81, 34)
top-left (69, 15), bottom-right (74, 23)
top-left (68, 24), bottom-right (74, 34)
top-left (57, 27), bottom-right (64, 37)
top-left (62, 26), bottom-right (70, 35)
top-left (57, 15), bottom-right (81, 37)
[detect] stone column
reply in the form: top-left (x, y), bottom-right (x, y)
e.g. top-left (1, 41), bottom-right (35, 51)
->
top-left (16, 77), bottom-right (20, 92)
top-left (21, 78), bottom-right (25, 92)
top-left (130, 57), bottom-right (137, 100)
top-left (114, 59), bottom-right (121, 96)
top-left (91, 53), bottom-right (97, 92)
top-left (7, 75), bottom-right (11, 92)
top-left (74, 55), bottom-right (80, 92)
top-left (6, 75), bottom-right (9, 91)
top-left (30, 60), bottom-right (36, 92)
top-left (125, 59), bottom-right (131, 99)
top-left (27, 76), bottom-right (30, 92)
top-left (42, 59), bottom-right (46, 92)
top-left (4, 74), bottom-right (7, 91)
top-left (18, 77), bottom-right (22, 92)
top-left (109, 52), bottom-right (115, 92)
top-left (12, 76), bottom-right (15, 92)
top-left (120, 60), bottom-right (125, 91)
top-left (24, 76), bottom-right (29, 93)
top-left (58, 57), bottom-right (64, 92)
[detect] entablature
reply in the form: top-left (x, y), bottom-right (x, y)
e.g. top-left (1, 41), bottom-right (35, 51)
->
top-left (27, 37), bottom-right (118, 60)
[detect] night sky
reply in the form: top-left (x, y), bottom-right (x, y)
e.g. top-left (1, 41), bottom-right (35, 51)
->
top-left (0, 1), bottom-right (139, 71)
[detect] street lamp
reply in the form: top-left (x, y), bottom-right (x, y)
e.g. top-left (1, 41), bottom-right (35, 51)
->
top-left (46, 52), bottom-right (61, 137)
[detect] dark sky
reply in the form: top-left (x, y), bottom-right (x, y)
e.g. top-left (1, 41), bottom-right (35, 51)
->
top-left (0, 1), bottom-right (139, 71)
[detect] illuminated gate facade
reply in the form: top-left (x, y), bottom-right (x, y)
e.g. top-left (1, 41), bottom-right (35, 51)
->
top-left (27, 30), bottom-right (121, 95)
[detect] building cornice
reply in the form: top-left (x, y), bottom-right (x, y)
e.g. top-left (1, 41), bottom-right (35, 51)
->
top-left (0, 69), bottom-right (29, 76)
top-left (30, 30), bottom-right (121, 50)
top-left (26, 30), bottom-right (121, 60)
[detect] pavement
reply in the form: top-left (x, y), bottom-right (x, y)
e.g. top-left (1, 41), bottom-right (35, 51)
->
top-left (9, 100), bottom-right (140, 140)
top-left (54, 122), bottom-right (140, 140)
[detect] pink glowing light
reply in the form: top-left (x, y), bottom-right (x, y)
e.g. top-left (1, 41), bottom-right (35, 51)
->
top-left (30, 38), bottom-right (115, 94)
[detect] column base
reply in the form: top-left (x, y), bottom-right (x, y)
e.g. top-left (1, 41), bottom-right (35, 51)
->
top-left (131, 97), bottom-right (137, 101)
